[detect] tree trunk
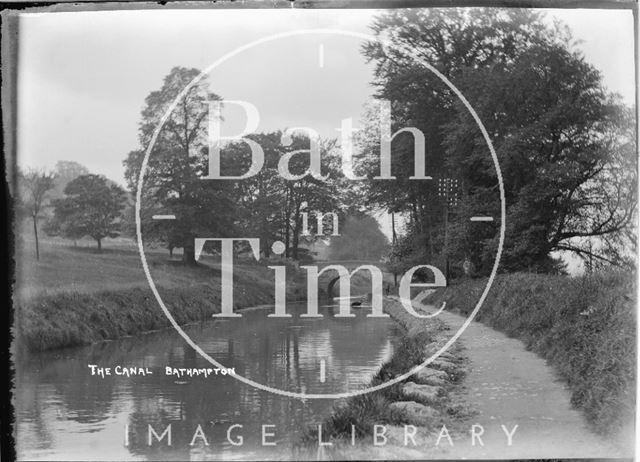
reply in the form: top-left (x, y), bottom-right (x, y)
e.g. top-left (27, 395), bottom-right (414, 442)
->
top-left (32, 215), bottom-right (40, 261)
top-left (183, 245), bottom-right (196, 266)
top-left (284, 189), bottom-right (291, 258)
top-left (292, 202), bottom-right (302, 260)
top-left (96, 238), bottom-right (102, 252)
top-left (292, 223), bottom-right (300, 260)
top-left (284, 217), bottom-right (291, 259)
top-left (425, 202), bottom-right (434, 261)
top-left (391, 212), bottom-right (397, 246)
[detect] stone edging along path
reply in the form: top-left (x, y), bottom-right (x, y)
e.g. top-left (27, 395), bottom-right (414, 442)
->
top-left (375, 293), bottom-right (628, 460)
top-left (360, 296), bottom-right (472, 460)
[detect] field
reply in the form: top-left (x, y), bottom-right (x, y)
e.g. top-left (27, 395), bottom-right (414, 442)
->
top-left (13, 232), bottom-right (308, 352)
top-left (15, 229), bottom-right (286, 299)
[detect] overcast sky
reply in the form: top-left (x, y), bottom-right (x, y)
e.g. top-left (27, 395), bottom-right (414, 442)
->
top-left (17, 7), bottom-right (635, 186)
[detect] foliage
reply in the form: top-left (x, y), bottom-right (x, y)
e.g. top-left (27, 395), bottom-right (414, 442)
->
top-left (123, 67), bottom-right (341, 263)
top-left (444, 42), bottom-right (637, 273)
top-left (45, 174), bottom-right (126, 250)
top-left (358, 8), bottom-right (636, 275)
top-left (224, 132), bottom-right (341, 259)
top-left (123, 66), bottom-right (234, 263)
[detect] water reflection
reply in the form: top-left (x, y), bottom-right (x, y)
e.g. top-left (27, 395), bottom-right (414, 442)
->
top-left (16, 302), bottom-right (397, 460)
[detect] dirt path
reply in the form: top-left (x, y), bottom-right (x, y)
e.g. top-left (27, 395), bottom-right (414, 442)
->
top-left (415, 300), bottom-right (629, 459)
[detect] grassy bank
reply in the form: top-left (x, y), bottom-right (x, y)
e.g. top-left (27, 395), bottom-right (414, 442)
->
top-left (424, 271), bottom-right (636, 437)
top-left (14, 242), bottom-right (308, 352)
top-left (17, 281), bottom-right (279, 353)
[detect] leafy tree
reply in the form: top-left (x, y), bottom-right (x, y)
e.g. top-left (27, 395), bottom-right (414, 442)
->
top-left (358, 8), bottom-right (636, 275)
top-left (124, 67), bottom-right (343, 263)
top-left (123, 67), bottom-right (234, 264)
top-left (46, 174), bottom-right (126, 251)
top-left (222, 132), bottom-right (288, 257)
top-left (280, 139), bottom-right (341, 260)
top-left (224, 131), bottom-right (341, 259)
top-left (18, 168), bottom-right (55, 260)
top-left (443, 42), bottom-right (637, 273)
top-left (357, 9), bottom-right (554, 272)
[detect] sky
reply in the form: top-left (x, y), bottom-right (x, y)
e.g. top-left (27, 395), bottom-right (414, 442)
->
top-left (17, 7), bottom-right (636, 186)
top-left (17, 9), bottom-right (378, 183)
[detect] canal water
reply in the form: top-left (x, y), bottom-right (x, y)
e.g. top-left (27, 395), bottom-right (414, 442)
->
top-left (15, 302), bottom-right (397, 460)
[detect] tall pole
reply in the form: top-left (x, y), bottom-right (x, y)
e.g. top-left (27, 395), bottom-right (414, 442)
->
top-left (443, 205), bottom-right (449, 280)
top-left (391, 212), bottom-right (398, 287)
top-left (439, 177), bottom-right (458, 282)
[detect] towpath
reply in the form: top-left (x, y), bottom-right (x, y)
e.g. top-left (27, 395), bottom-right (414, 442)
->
top-left (410, 298), bottom-right (630, 459)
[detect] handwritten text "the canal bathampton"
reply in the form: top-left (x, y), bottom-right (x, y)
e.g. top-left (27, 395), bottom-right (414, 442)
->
top-left (88, 365), bottom-right (236, 378)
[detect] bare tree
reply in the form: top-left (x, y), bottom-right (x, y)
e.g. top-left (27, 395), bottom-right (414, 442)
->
top-left (19, 168), bottom-right (56, 260)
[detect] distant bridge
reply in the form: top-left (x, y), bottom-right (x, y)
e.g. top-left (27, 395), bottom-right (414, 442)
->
top-left (313, 260), bottom-right (389, 270)
top-left (305, 260), bottom-right (394, 297)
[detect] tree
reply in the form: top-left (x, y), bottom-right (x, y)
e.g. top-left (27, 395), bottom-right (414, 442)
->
top-left (358, 8), bottom-right (636, 275)
top-left (443, 42), bottom-right (637, 273)
top-left (356, 9), bottom-right (554, 271)
top-left (123, 66), bottom-right (234, 264)
top-left (47, 174), bottom-right (126, 251)
top-left (18, 168), bottom-right (55, 260)
top-left (222, 132), bottom-right (289, 258)
top-left (280, 139), bottom-right (341, 260)
top-left (47, 161), bottom-right (93, 247)
top-left (225, 131), bottom-right (342, 260)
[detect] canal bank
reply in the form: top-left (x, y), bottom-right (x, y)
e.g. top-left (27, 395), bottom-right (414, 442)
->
top-left (15, 264), bottom-right (309, 353)
top-left (295, 295), bottom-right (472, 460)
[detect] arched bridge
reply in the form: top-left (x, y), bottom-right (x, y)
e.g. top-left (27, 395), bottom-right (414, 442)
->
top-left (305, 260), bottom-right (394, 297)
